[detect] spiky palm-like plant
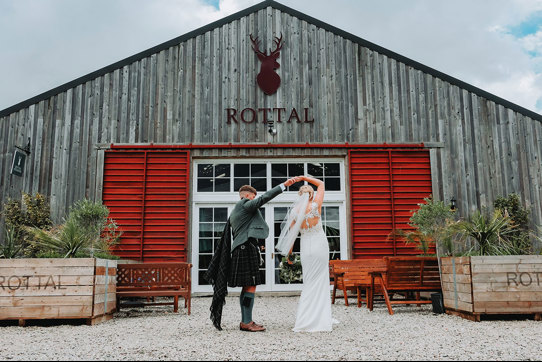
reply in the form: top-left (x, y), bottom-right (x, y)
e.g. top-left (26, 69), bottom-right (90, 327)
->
top-left (452, 210), bottom-right (517, 256)
top-left (29, 218), bottom-right (92, 258)
top-left (0, 227), bottom-right (23, 259)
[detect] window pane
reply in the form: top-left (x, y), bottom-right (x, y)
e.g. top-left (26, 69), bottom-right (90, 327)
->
top-left (234, 178), bottom-right (250, 191)
top-left (198, 164), bottom-right (213, 177)
top-left (308, 163), bottom-right (323, 177)
top-left (328, 237), bottom-right (341, 251)
top-left (198, 179), bottom-right (213, 192)
top-left (215, 164), bottom-right (231, 178)
top-left (199, 239), bottom-right (213, 253)
top-left (274, 223), bottom-right (282, 237)
top-left (199, 255), bottom-right (213, 269)
top-left (214, 178), bottom-right (230, 192)
top-left (199, 224), bottom-right (213, 238)
top-left (325, 177), bottom-right (341, 191)
top-left (274, 207), bottom-right (288, 221)
top-left (199, 271), bottom-right (210, 285)
top-left (214, 208), bottom-right (228, 221)
top-left (271, 164), bottom-right (287, 178)
top-left (324, 225), bottom-right (340, 237)
top-left (200, 208), bottom-right (213, 222)
top-left (325, 163), bottom-right (340, 176)
top-left (251, 164), bottom-right (266, 177)
top-left (214, 222), bottom-right (226, 237)
top-left (271, 178), bottom-right (282, 188)
top-left (325, 207), bottom-right (340, 221)
top-left (234, 164), bottom-right (249, 178)
top-left (326, 221), bottom-right (340, 231)
top-left (252, 178), bottom-right (267, 191)
top-left (288, 163), bottom-right (304, 176)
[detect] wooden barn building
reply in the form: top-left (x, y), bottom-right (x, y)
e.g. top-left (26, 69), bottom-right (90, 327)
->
top-left (1, 0), bottom-right (541, 292)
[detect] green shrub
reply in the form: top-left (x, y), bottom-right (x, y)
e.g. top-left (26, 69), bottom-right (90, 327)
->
top-left (493, 194), bottom-right (533, 255)
top-left (68, 199), bottom-right (121, 258)
top-left (390, 196), bottom-right (457, 256)
top-left (29, 199), bottom-right (121, 259)
top-left (2, 193), bottom-right (52, 257)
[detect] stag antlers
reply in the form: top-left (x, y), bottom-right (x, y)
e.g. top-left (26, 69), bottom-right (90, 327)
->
top-left (250, 33), bottom-right (284, 95)
top-left (250, 33), bottom-right (283, 56)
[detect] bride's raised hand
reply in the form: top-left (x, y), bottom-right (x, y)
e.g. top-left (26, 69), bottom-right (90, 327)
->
top-left (284, 176), bottom-right (301, 187)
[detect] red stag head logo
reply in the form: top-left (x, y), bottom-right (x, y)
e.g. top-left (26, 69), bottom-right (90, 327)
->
top-left (250, 33), bottom-right (283, 95)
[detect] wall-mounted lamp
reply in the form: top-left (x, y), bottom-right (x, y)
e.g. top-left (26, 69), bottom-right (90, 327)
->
top-left (267, 120), bottom-right (277, 136)
top-left (450, 197), bottom-right (457, 212)
top-left (15, 137), bottom-right (31, 155)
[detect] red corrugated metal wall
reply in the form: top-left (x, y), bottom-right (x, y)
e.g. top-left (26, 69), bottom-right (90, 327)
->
top-left (349, 150), bottom-right (433, 259)
top-left (103, 150), bottom-right (190, 262)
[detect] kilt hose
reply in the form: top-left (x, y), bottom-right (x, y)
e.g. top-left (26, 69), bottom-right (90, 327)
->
top-left (229, 238), bottom-right (263, 288)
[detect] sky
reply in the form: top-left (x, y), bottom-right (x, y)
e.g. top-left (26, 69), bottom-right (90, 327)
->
top-left (0, 0), bottom-right (541, 115)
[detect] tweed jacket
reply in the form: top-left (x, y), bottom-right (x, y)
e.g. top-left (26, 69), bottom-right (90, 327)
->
top-left (230, 185), bottom-right (284, 251)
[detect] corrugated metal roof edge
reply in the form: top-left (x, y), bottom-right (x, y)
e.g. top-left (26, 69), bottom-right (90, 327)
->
top-left (1, 0), bottom-right (541, 122)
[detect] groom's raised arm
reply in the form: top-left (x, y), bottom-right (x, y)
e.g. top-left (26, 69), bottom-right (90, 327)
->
top-left (243, 185), bottom-right (285, 211)
top-left (243, 177), bottom-right (299, 211)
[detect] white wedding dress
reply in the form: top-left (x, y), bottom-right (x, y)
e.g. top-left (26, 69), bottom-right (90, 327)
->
top-left (293, 202), bottom-right (337, 332)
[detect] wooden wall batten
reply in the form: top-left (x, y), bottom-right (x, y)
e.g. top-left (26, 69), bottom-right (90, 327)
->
top-left (0, 6), bottom-right (541, 252)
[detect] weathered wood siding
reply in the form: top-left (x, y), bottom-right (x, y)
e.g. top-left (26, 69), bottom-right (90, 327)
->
top-left (0, 6), bottom-right (541, 240)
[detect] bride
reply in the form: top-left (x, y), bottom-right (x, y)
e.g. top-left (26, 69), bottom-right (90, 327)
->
top-left (276, 175), bottom-right (337, 332)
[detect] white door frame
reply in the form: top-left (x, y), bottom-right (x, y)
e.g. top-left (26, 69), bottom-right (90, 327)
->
top-left (191, 158), bottom-right (347, 293)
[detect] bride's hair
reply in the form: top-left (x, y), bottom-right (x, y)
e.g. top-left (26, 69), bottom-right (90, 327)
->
top-left (298, 185), bottom-right (314, 200)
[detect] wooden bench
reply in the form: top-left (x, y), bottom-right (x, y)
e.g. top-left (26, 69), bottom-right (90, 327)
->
top-left (369, 256), bottom-right (441, 315)
top-left (330, 259), bottom-right (386, 307)
top-left (116, 263), bottom-right (192, 315)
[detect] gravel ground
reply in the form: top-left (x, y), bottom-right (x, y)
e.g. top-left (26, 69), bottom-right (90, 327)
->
top-left (1, 295), bottom-right (541, 361)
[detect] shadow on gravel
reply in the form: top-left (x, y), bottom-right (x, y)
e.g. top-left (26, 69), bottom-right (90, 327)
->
top-left (0, 319), bottom-right (89, 327)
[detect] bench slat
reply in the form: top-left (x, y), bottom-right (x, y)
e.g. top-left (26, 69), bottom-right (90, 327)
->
top-left (368, 256), bottom-right (442, 315)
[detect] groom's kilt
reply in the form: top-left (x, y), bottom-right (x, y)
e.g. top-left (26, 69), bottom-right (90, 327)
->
top-left (229, 238), bottom-right (263, 287)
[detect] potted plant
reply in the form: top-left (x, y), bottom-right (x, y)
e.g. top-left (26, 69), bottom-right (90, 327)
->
top-left (389, 196), bottom-right (457, 313)
top-left (0, 194), bottom-right (121, 325)
top-left (440, 194), bottom-right (542, 321)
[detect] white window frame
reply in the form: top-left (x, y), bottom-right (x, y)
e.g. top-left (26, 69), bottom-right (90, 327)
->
top-left (191, 158), bottom-right (347, 293)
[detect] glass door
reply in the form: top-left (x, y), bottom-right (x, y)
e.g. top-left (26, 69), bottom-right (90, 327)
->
top-left (191, 159), bottom-right (347, 293)
top-left (267, 203), bottom-right (346, 291)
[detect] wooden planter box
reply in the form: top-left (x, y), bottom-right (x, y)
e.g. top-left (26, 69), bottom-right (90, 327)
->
top-left (441, 256), bottom-right (542, 321)
top-left (0, 258), bottom-right (117, 326)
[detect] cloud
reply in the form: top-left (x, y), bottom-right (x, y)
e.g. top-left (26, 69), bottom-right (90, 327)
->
top-left (280, 0), bottom-right (542, 113)
top-left (0, 0), bottom-right (541, 115)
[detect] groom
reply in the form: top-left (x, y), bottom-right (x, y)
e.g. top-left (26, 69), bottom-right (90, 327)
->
top-left (206, 176), bottom-right (299, 332)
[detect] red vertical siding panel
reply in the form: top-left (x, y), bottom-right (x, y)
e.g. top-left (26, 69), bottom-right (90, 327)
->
top-left (103, 152), bottom-right (146, 261)
top-left (142, 152), bottom-right (190, 262)
top-left (391, 151), bottom-right (434, 255)
top-left (349, 149), bottom-right (433, 259)
top-left (103, 150), bottom-right (190, 262)
top-left (350, 151), bottom-right (394, 258)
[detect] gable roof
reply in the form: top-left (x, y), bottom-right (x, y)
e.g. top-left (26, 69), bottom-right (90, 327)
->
top-left (1, 0), bottom-right (541, 122)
